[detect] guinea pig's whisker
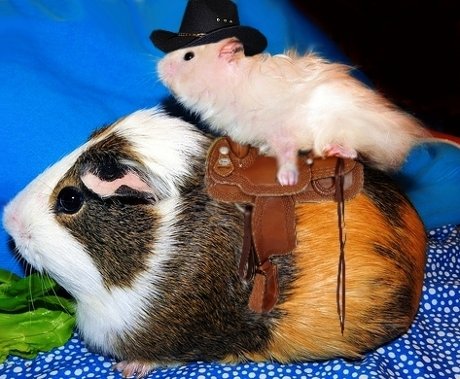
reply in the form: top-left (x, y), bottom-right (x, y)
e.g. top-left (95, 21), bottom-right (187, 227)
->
top-left (1, 245), bottom-right (24, 275)
top-left (48, 275), bottom-right (74, 316)
top-left (27, 266), bottom-right (36, 313)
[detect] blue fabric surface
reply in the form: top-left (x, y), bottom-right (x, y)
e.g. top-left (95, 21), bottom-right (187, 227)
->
top-left (0, 2), bottom-right (459, 379)
top-left (0, 0), bottom-right (348, 275)
top-left (1, 225), bottom-right (459, 379)
top-left (1, 0), bottom-right (459, 275)
top-left (393, 141), bottom-right (460, 230)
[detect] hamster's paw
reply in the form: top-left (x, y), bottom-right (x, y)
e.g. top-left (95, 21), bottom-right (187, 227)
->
top-left (277, 162), bottom-right (299, 186)
top-left (114, 360), bottom-right (157, 378)
top-left (323, 144), bottom-right (358, 159)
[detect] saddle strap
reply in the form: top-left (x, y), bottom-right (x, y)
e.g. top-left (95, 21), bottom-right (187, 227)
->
top-left (335, 158), bottom-right (347, 334)
top-left (238, 206), bottom-right (257, 281)
top-left (252, 196), bottom-right (297, 257)
top-left (238, 197), bottom-right (296, 314)
top-left (248, 260), bottom-right (279, 313)
top-left (239, 158), bottom-right (348, 330)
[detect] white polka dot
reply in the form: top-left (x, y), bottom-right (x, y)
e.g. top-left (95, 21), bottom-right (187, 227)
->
top-left (74, 368), bottom-right (83, 376)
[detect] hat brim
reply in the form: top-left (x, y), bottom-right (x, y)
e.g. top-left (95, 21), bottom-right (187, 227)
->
top-left (150, 25), bottom-right (267, 56)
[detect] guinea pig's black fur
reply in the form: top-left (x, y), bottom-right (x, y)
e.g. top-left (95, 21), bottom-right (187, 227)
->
top-left (3, 108), bottom-right (426, 377)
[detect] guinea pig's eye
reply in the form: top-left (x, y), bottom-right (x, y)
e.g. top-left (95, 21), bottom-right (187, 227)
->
top-left (56, 187), bottom-right (84, 214)
top-left (183, 51), bottom-right (195, 61)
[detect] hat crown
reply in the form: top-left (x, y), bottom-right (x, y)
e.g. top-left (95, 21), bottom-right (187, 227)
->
top-left (179, 0), bottom-right (240, 34)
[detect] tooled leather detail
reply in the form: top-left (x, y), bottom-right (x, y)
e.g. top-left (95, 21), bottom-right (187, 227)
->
top-left (206, 137), bottom-right (363, 316)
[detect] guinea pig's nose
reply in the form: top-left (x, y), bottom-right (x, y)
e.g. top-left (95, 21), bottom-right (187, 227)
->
top-left (56, 186), bottom-right (84, 214)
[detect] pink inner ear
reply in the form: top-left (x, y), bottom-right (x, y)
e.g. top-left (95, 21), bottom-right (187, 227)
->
top-left (81, 172), bottom-right (152, 197)
top-left (218, 39), bottom-right (244, 62)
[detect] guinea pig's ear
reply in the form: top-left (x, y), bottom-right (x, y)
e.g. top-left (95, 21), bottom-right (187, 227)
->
top-left (218, 39), bottom-right (245, 63)
top-left (81, 170), bottom-right (156, 200)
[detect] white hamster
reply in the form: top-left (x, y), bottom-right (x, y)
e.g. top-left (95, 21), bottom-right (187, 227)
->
top-left (157, 38), bottom-right (430, 185)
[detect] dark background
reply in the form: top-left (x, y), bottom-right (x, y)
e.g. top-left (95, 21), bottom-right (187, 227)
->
top-left (291, 0), bottom-right (460, 137)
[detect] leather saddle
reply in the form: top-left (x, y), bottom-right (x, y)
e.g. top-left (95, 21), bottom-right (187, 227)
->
top-left (205, 137), bottom-right (364, 315)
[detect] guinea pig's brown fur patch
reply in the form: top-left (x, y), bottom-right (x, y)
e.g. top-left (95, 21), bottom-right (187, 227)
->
top-left (224, 168), bottom-right (426, 363)
top-left (7, 108), bottom-right (427, 370)
top-left (107, 188), bottom-right (280, 363)
top-left (51, 132), bottom-right (158, 288)
top-left (51, 126), bottom-right (426, 365)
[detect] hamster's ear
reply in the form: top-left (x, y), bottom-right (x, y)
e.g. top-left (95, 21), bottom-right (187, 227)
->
top-left (218, 39), bottom-right (244, 63)
top-left (81, 171), bottom-right (157, 200)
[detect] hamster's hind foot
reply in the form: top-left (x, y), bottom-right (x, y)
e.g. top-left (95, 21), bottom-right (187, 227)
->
top-left (323, 144), bottom-right (358, 160)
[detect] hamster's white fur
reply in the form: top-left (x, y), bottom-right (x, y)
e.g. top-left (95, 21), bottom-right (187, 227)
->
top-left (157, 38), bottom-right (430, 185)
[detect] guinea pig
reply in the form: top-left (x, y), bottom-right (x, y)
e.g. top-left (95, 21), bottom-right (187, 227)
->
top-left (157, 38), bottom-right (430, 185)
top-left (3, 108), bottom-right (426, 378)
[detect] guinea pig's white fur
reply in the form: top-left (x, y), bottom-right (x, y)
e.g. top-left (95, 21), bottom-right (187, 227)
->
top-left (3, 107), bottom-right (427, 378)
top-left (157, 38), bottom-right (430, 185)
top-left (3, 108), bottom-right (209, 359)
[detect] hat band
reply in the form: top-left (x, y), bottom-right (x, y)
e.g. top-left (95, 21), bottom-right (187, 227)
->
top-left (178, 32), bottom-right (207, 37)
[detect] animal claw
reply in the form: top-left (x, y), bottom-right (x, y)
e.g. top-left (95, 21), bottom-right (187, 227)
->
top-left (114, 360), bottom-right (157, 378)
top-left (277, 163), bottom-right (299, 186)
top-left (323, 144), bottom-right (358, 159)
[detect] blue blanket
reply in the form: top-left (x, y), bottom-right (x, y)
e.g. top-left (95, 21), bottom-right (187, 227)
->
top-left (1, 0), bottom-right (459, 274)
top-left (1, 1), bottom-right (459, 378)
top-left (0, 0), bottom-right (348, 275)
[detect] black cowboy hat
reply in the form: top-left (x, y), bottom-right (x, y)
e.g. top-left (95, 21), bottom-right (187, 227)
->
top-left (150, 0), bottom-right (267, 56)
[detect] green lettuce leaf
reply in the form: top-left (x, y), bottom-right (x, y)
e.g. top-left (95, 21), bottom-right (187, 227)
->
top-left (0, 269), bottom-right (76, 363)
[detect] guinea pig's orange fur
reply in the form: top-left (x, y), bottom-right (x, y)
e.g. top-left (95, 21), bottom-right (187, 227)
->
top-left (4, 108), bottom-right (427, 377)
top-left (223, 192), bottom-right (426, 363)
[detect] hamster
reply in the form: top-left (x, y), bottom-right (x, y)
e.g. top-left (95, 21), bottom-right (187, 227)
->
top-left (3, 108), bottom-right (426, 378)
top-left (157, 38), bottom-right (430, 185)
